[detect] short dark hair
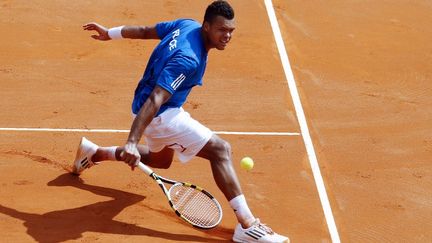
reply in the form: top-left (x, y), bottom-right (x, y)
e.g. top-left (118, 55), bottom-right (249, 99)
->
top-left (204, 0), bottom-right (234, 23)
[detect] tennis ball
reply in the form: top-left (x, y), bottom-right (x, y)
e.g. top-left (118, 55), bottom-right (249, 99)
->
top-left (240, 157), bottom-right (254, 171)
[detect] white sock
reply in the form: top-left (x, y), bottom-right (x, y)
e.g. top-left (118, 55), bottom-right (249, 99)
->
top-left (229, 194), bottom-right (255, 227)
top-left (106, 146), bottom-right (118, 161)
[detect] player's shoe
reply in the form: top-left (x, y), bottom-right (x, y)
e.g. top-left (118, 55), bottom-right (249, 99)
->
top-left (233, 219), bottom-right (290, 243)
top-left (72, 137), bottom-right (99, 175)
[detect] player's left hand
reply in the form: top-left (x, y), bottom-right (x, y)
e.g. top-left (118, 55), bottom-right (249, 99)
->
top-left (83, 22), bottom-right (110, 41)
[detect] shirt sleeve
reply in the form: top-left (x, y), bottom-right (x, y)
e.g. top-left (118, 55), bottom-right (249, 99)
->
top-left (156, 53), bottom-right (198, 94)
top-left (156, 19), bottom-right (180, 39)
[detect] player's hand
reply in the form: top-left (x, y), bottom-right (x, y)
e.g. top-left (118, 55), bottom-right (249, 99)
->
top-left (83, 22), bottom-right (110, 41)
top-left (120, 143), bottom-right (141, 171)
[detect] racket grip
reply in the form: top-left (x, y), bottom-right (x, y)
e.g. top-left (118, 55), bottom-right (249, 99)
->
top-left (120, 151), bottom-right (149, 174)
top-left (137, 162), bottom-right (154, 176)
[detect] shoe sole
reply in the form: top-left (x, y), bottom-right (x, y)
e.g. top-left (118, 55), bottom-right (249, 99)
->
top-left (233, 237), bottom-right (290, 243)
top-left (71, 139), bottom-right (86, 175)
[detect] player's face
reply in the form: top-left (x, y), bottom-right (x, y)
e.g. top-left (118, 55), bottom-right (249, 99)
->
top-left (204, 16), bottom-right (235, 51)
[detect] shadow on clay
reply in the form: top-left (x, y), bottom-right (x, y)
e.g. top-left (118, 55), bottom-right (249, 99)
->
top-left (0, 172), bottom-right (231, 242)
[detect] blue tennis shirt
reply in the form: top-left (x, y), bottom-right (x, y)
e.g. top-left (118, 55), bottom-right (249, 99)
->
top-left (132, 19), bottom-right (208, 116)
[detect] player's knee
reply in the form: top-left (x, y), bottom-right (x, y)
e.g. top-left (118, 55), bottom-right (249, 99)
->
top-left (213, 137), bottom-right (232, 162)
top-left (199, 135), bottom-right (232, 163)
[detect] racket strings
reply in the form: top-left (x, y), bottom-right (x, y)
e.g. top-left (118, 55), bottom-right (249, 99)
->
top-left (169, 184), bottom-right (221, 228)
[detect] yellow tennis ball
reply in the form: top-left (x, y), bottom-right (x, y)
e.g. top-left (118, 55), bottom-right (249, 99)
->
top-left (240, 157), bottom-right (254, 171)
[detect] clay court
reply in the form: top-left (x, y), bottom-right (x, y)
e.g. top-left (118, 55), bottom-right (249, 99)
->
top-left (1, 0), bottom-right (431, 242)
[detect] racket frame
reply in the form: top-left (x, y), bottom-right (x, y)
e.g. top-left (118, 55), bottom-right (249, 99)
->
top-left (137, 162), bottom-right (223, 229)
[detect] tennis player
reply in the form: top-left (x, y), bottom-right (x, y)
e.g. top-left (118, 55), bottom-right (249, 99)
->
top-left (73, 1), bottom-right (289, 242)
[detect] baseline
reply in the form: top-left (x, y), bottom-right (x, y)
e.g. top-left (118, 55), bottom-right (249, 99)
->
top-left (0, 127), bottom-right (300, 136)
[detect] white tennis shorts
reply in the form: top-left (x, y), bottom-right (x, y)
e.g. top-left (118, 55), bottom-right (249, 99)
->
top-left (140, 107), bottom-right (213, 163)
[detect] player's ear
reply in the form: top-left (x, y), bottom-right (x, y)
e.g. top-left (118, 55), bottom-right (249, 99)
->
top-left (203, 21), bottom-right (210, 32)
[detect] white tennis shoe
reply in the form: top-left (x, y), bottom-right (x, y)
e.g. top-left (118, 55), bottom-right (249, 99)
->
top-left (233, 219), bottom-right (289, 243)
top-left (72, 137), bottom-right (99, 175)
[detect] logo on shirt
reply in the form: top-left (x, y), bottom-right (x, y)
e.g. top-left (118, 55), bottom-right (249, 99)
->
top-left (171, 73), bottom-right (185, 90)
top-left (169, 29), bottom-right (180, 51)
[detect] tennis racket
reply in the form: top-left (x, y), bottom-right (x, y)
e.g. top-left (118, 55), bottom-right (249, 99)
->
top-left (137, 161), bottom-right (223, 229)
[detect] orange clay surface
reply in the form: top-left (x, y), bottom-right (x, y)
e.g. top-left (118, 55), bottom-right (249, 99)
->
top-left (1, 1), bottom-right (431, 242)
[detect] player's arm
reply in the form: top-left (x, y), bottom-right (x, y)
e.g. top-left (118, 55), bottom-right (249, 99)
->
top-left (121, 26), bottom-right (159, 39)
top-left (83, 22), bottom-right (159, 41)
top-left (121, 86), bottom-right (171, 168)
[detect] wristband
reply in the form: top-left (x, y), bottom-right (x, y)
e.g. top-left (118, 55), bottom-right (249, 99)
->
top-left (108, 26), bottom-right (124, 40)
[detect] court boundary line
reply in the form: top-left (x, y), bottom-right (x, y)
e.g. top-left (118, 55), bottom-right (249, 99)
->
top-left (264, 1), bottom-right (341, 242)
top-left (0, 127), bottom-right (300, 136)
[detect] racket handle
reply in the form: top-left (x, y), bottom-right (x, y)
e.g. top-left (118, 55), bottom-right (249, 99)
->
top-left (120, 151), bottom-right (153, 176)
top-left (137, 162), bottom-right (154, 176)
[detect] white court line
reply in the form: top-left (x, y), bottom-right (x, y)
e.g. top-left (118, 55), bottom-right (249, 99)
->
top-left (0, 127), bottom-right (300, 136)
top-left (264, 0), bottom-right (341, 242)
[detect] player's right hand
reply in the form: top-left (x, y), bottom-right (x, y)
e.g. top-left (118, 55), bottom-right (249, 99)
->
top-left (83, 22), bottom-right (110, 41)
top-left (121, 143), bottom-right (141, 171)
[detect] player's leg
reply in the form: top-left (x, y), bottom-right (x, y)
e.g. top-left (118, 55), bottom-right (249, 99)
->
top-left (72, 138), bottom-right (174, 174)
top-left (196, 135), bottom-right (256, 227)
top-left (92, 144), bottom-right (174, 169)
top-left (140, 146), bottom-right (174, 169)
top-left (197, 135), bottom-right (290, 243)
top-left (196, 135), bottom-right (241, 199)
